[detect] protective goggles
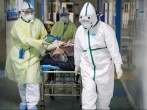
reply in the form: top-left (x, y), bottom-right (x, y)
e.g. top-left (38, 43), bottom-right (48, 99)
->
top-left (22, 9), bottom-right (34, 15)
top-left (60, 13), bottom-right (69, 17)
top-left (79, 15), bottom-right (91, 20)
top-left (79, 16), bottom-right (91, 23)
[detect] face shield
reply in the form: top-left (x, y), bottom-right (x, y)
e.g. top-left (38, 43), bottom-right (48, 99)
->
top-left (59, 7), bottom-right (70, 23)
top-left (79, 2), bottom-right (98, 30)
top-left (60, 16), bottom-right (69, 24)
top-left (51, 48), bottom-right (68, 62)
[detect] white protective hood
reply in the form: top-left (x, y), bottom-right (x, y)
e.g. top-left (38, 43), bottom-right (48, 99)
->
top-left (21, 2), bottom-right (34, 22)
top-left (21, 2), bottom-right (34, 11)
top-left (79, 2), bottom-right (98, 30)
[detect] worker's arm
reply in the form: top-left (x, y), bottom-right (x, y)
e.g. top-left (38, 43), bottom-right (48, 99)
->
top-left (11, 20), bottom-right (47, 51)
top-left (74, 29), bottom-right (82, 67)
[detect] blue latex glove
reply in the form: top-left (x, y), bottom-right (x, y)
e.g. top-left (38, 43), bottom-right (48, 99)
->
top-left (56, 36), bottom-right (60, 41)
top-left (45, 35), bottom-right (56, 43)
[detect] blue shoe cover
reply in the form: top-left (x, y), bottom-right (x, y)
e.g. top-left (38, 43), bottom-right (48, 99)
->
top-left (20, 103), bottom-right (27, 110)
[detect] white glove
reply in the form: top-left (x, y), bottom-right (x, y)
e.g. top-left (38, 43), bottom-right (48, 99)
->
top-left (47, 40), bottom-right (64, 51)
top-left (115, 64), bottom-right (123, 79)
top-left (67, 40), bottom-right (74, 47)
top-left (75, 66), bottom-right (81, 76)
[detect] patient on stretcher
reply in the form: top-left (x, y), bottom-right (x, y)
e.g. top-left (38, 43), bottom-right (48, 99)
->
top-left (40, 37), bottom-right (75, 85)
top-left (40, 44), bottom-right (75, 71)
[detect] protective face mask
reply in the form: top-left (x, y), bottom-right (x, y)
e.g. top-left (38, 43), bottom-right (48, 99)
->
top-left (79, 16), bottom-right (92, 30)
top-left (26, 14), bottom-right (34, 20)
top-left (80, 21), bottom-right (92, 30)
top-left (60, 16), bottom-right (69, 23)
top-left (79, 15), bottom-right (98, 30)
top-left (22, 14), bottom-right (34, 22)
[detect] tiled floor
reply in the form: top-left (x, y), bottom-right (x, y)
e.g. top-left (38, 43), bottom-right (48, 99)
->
top-left (110, 80), bottom-right (133, 110)
top-left (0, 71), bottom-right (132, 110)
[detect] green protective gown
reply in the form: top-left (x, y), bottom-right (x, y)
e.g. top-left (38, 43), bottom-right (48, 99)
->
top-left (51, 21), bottom-right (77, 42)
top-left (5, 18), bottom-right (47, 84)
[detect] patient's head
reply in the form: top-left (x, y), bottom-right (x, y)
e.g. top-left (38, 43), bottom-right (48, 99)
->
top-left (51, 48), bottom-right (68, 62)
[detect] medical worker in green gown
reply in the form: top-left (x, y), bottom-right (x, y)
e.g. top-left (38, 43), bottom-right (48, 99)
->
top-left (51, 7), bottom-right (77, 46)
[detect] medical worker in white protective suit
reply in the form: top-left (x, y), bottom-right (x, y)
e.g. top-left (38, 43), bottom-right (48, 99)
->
top-left (74, 2), bottom-right (123, 110)
top-left (5, 2), bottom-right (47, 110)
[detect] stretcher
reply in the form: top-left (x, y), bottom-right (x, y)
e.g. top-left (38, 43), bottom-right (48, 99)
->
top-left (39, 65), bottom-right (81, 110)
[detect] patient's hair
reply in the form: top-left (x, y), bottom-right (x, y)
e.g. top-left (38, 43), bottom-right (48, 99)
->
top-left (52, 53), bottom-right (68, 62)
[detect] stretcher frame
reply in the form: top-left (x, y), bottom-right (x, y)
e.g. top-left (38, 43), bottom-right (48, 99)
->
top-left (40, 69), bottom-right (81, 110)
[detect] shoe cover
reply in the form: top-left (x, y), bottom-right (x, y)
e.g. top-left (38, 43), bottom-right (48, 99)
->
top-left (20, 103), bottom-right (27, 110)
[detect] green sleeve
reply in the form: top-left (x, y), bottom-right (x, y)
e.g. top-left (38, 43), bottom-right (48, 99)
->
top-left (71, 23), bottom-right (77, 41)
top-left (73, 24), bottom-right (77, 39)
top-left (51, 22), bottom-right (58, 36)
top-left (40, 21), bottom-right (48, 39)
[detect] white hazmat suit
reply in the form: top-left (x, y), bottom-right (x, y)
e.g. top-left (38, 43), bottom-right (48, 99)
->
top-left (74, 2), bottom-right (123, 109)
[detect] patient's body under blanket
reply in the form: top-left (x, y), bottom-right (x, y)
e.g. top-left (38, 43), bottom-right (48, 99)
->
top-left (40, 46), bottom-right (75, 71)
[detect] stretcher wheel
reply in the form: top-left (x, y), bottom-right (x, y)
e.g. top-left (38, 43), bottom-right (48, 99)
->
top-left (40, 105), bottom-right (45, 110)
top-left (40, 101), bottom-right (45, 110)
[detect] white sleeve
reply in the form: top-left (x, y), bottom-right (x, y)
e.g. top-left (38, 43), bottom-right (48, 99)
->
top-left (104, 24), bottom-right (123, 65)
top-left (74, 29), bottom-right (82, 66)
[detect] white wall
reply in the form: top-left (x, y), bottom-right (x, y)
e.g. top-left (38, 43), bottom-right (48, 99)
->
top-left (121, 0), bottom-right (147, 109)
top-left (135, 0), bottom-right (147, 108)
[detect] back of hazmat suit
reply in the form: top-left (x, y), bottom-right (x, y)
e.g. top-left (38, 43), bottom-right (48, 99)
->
top-left (5, 2), bottom-right (47, 110)
top-left (74, 2), bottom-right (123, 109)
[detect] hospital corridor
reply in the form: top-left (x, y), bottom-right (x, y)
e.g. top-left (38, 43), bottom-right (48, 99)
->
top-left (0, 0), bottom-right (147, 110)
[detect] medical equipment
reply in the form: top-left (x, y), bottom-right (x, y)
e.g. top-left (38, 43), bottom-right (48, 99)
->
top-left (39, 65), bottom-right (81, 110)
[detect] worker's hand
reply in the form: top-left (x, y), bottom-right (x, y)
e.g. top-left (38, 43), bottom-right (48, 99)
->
top-left (45, 35), bottom-right (56, 43)
top-left (42, 39), bottom-right (51, 45)
top-left (75, 66), bottom-right (81, 76)
top-left (115, 64), bottom-right (123, 79)
top-left (42, 35), bottom-right (57, 45)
